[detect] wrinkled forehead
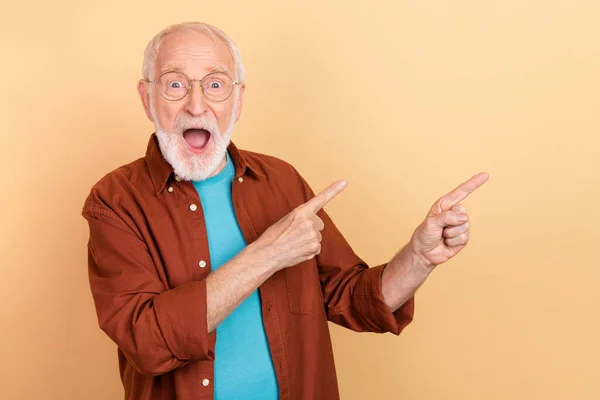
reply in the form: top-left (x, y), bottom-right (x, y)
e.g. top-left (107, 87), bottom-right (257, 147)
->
top-left (155, 29), bottom-right (235, 78)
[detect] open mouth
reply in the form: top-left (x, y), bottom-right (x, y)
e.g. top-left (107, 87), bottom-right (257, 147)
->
top-left (183, 128), bottom-right (211, 153)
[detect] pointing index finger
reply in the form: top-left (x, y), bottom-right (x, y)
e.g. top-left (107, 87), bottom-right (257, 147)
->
top-left (303, 180), bottom-right (347, 214)
top-left (435, 173), bottom-right (489, 212)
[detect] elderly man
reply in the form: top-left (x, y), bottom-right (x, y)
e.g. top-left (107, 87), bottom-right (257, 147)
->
top-left (82, 22), bottom-right (488, 400)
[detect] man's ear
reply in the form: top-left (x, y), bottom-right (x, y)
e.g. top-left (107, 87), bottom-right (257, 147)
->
top-left (137, 80), bottom-right (154, 122)
top-left (234, 84), bottom-right (245, 123)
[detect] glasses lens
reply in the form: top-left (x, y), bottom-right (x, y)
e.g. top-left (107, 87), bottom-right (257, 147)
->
top-left (202, 72), bottom-right (234, 101)
top-left (157, 72), bottom-right (189, 100)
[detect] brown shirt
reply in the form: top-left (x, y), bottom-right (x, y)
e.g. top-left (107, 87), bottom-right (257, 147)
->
top-left (82, 135), bottom-right (414, 400)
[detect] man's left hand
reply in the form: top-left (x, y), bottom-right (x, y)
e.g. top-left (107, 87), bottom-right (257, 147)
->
top-left (408, 173), bottom-right (489, 268)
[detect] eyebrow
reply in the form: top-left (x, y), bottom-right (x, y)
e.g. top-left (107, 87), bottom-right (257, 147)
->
top-left (158, 64), bottom-right (233, 78)
top-left (159, 63), bottom-right (186, 75)
top-left (207, 65), bottom-right (231, 75)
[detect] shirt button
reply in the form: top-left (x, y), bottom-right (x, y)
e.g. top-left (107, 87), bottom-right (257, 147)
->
top-left (199, 260), bottom-right (207, 268)
top-left (237, 177), bottom-right (244, 183)
top-left (167, 186), bottom-right (174, 193)
top-left (175, 175), bottom-right (182, 182)
top-left (202, 378), bottom-right (210, 387)
top-left (189, 204), bottom-right (198, 212)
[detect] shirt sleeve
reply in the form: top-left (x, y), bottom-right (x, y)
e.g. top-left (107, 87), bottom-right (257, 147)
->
top-left (291, 168), bottom-right (415, 335)
top-left (82, 202), bottom-right (213, 376)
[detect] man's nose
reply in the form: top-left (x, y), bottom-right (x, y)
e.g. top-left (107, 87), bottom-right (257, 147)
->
top-left (184, 81), bottom-right (209, 116)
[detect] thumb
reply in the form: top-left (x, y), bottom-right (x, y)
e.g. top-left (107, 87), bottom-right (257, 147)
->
top-left (431, 210), bottom-right (469, 228)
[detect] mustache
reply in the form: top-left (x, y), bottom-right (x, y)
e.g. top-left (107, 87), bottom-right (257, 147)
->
top-left (174, 114), bottom-right (220, 134)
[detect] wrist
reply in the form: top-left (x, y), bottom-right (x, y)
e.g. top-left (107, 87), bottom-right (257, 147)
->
top-left (405, 241), bottom-right (437, 272)
top-left (243, 241), bottom-right (280, 275)
top-left (382, 244), bottom-right (435, 311)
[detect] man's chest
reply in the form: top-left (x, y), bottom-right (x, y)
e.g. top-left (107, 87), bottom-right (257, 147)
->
top-left (136, 178), bottom-right (297, 289)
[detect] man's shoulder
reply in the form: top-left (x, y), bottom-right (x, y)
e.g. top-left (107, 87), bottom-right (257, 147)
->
top-left (82, 156), bottom-right (150, 212)
top-left (89, 156), bottom-right (149, 192)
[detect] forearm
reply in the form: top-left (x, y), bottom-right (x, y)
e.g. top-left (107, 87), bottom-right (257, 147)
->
top-left (381, 243), bottom-right (435, 312)
top-left (206, 244), bottom-right (276, 333)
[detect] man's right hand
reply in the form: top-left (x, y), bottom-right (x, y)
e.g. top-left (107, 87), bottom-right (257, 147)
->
top-left (250, 180), bottom-right (347, 273)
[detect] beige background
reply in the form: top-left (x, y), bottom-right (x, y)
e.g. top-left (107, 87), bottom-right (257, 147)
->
top-left (1, 0), bottom-right (599, 399)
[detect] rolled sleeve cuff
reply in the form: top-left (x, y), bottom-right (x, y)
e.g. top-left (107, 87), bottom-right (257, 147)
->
top-left (154, 279), bottom-right (213, 361)
top-left (352, 264), bottom-right (415, 335)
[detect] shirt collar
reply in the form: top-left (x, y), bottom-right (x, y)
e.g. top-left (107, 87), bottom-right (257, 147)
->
top-left (145, 134), bottom-right (266, 195)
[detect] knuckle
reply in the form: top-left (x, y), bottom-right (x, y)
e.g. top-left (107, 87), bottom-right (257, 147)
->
top-left (431, 201), bottom-right (444, 214)
top-left (453, 233), bottom-right (469, 245)
top-left (289, 209), bottom-right (301, 221)
top-left (301, 219), bottom-right (313, 229)
top-left (439, 198), bottom-right (452, 211)
top-left (424, 216), bottom-right (437, 228)
top-left (452, 203), bottom-right (467, 213)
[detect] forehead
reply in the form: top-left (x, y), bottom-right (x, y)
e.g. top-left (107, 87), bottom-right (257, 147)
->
top-left (155, 29), bottom-right (234, 77)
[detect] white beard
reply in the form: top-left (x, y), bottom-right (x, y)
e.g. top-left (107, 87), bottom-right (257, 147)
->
top-left (150, 93), bottom-right (237, 182)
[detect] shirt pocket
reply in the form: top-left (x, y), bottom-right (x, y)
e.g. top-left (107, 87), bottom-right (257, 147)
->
top-left (284, 259), bottom-right (322, 314)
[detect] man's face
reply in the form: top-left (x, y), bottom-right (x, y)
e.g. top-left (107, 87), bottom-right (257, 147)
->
top-left (138, 29), bottom-right (245, 181)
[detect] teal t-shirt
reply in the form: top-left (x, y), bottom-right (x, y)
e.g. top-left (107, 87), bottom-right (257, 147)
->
top-left (192, 153), bottom-right (279, 399)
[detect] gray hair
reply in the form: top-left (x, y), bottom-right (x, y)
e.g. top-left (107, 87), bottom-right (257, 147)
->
top-left (142, 21), bottom-right (246, 83)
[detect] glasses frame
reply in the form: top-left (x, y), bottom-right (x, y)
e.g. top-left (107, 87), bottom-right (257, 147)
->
top-left (146, 71), bottom-right (241, 102)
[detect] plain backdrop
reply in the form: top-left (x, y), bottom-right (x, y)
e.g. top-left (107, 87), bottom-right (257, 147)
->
top-left (1, 1), bottom-right (599, 399)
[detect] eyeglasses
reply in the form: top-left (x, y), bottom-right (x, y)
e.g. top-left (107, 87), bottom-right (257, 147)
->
top-left (147, 71), bottom-right (240, 102)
